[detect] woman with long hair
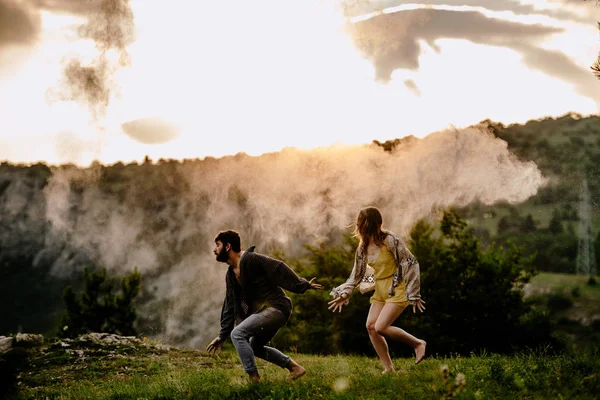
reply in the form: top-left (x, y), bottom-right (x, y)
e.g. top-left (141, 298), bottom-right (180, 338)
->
top-left (328, 206), bottom-right (426, 373)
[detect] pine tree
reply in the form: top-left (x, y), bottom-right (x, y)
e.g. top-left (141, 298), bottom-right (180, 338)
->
top-left (59, 267), bottom-right (141, 338)
top-left (520, 214), bottom-right (537, 233)
top-left (548, 209), bottom-right (564, 235)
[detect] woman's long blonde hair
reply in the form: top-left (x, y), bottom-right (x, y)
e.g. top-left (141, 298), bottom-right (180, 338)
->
top-left (354, 206), bottom-right (388, 253)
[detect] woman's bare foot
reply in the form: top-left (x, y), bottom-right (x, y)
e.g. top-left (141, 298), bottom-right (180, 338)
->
top-left (414, 340), bottom-right (427, 364)
top-left (287, 359), bottom-right (306, 380)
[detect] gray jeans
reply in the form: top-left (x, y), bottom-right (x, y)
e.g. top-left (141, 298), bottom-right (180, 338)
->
top-left (230, 307), bottom-right (291, 373)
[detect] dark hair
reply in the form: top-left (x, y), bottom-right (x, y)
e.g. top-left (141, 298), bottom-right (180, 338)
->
top-left (215, 230), bottom-right (241, 252)
top-left (354, 206), bottom-right (388, 253)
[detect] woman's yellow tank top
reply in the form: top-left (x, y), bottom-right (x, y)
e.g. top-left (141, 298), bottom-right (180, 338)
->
top-left (368, 245), bottom-right (396, 280)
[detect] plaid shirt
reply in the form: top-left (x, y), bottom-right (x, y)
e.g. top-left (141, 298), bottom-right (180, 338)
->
top-left (218, 247), bottom-right (311, 340)
top-left (330, 232), bottom-right (422, 304)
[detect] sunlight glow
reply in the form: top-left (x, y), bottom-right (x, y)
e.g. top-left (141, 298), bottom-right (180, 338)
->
top-left (0, 0), bottom-right (598, 165)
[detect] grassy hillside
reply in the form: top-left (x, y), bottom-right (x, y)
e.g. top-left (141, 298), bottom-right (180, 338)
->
top-left (4, 334), bottom-right (599, 400)
top-left (525, 272), bottom-right (600, 323)
top-left (526, 272), bottom-right (600, 306)
top-left (524, 272), bottom-right (600, 351)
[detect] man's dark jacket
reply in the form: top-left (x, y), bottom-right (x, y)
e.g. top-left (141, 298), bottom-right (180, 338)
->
top-left (218, 246), bottom-right (311, 340)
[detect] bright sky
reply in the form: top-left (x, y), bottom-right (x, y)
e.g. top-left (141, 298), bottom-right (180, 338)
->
top-left (0, 0), bottom-right (599, 165)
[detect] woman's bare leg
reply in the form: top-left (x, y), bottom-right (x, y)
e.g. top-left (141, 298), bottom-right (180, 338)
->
top-left (374, 303), bottom-right (427, 364)
top-left (366, 302), bottom-right (394, 372)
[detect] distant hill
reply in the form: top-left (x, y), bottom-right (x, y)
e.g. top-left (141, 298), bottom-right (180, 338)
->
top-left (466, 114), bottom-right (600, 275)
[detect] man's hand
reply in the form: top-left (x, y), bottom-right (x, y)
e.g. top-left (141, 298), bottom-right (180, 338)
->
top-left (308, 277), bottom-right (323, 290)
top-left (206, 336), bottom-right (223, 354)
top-left (327, 293), bottom-right (347, 313)
top-left (412, 299), bottom-right (426, 313)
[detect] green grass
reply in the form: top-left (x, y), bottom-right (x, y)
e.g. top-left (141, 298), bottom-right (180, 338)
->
top-left (524, 272), bottom-right (600, 351)
top-left (4, 273), bottom-right (599, 399)
top-left (526, 272), bottom-right (600, 307)
top-left (5, 339), bottom-right (600, 399)
top-left (528, 273), bottom-right (600, 322)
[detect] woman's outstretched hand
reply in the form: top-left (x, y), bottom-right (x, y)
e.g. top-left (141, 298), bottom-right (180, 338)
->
top-left (412, 299), bottom-right (426, 313)
top-left (308, 277), bottom-right (323, 290)
top-left (328, 293), bottom-right (347, 313)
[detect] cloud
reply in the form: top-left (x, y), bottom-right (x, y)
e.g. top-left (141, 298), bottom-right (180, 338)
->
top-left (44, 0), bottom-right (134, 118)
top-left (121, 118), bottom-right (182, 144)
top-left (345, 0), bottom-right (595, 24)
top-left (0, 0), bottom-right (40, 48)
top-left (30, 0), bottom-right (103, 14)
top-left (49, 59), bottom-right (112, 119)
top-left (0, 0), bottom-right (134, 116)
top-left (404, 78), bottom-right (420, 96)
top-left (348, 9), bottom-right (562, 81)
top-left (0, 0), bottom-right (102, 50)
top-left (347, 6), bottom-right (600, 109)
top-left (75, 0), bottom-right (134, 56)
top-left (512, 41), bottom-right (600, 104)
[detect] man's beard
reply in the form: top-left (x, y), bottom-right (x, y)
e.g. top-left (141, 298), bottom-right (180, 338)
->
top-left (216, 246), bottom-right (229, 263)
